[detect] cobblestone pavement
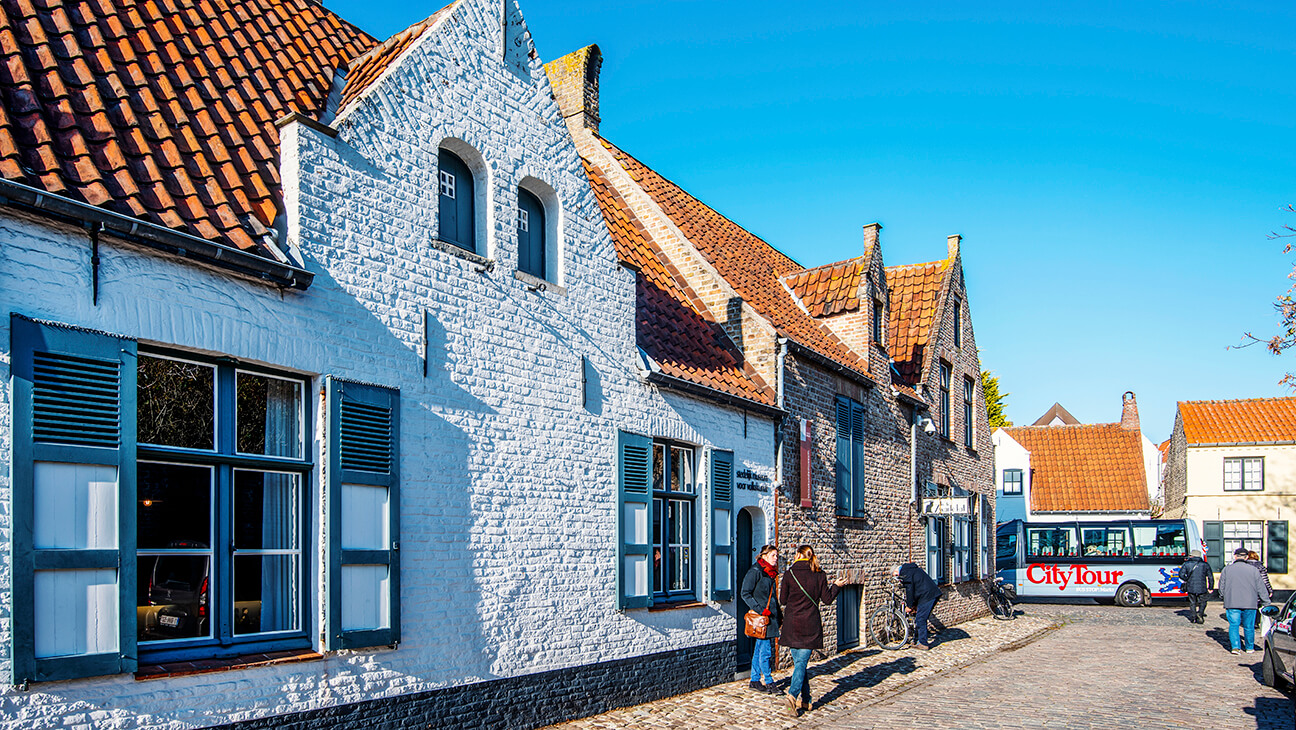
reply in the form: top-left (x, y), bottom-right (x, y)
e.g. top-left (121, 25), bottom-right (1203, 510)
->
top-left (547, 601), bottom-right (1295, 729)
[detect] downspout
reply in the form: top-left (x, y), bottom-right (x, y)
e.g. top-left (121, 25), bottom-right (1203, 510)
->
top-left (774, 336), bottom-right (788, 551)
top-left (910, 407), bottom-right (919, 564)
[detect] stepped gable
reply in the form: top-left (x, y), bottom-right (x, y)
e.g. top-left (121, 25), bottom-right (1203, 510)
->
top-left (885, 258), bottom-right (948, 386)
top-left (583, 158), bottom-right (775, 407)
top-left (782, 258), bottom-right (865, 318)
top-left (1179, 397), bottom-right (1296, 445)
top-left (339, 4), bottom-right (454, 111)
top-left (0, 0), bottom-right (374, 254)
top-left (597, 137), bottom-right (873, 380)
top-left (1003, 423), bottom-right (1150, 513)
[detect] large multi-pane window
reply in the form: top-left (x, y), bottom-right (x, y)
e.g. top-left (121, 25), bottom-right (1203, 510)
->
top-left (951, 517), bottom-right (971, 583)
top-left (1002, 468), bottom-right (1023, 495)
top-left (136, 354), bottom-right (309, 651)
top-left (1224, 457), bottom-right (1264, 491)
top-left (652, 442), bottom-right (695, 601)
top-left (938, 362), bottom-right (952, 439)
top-left (962, 375), bottom-right (975, 449)
top-left (1222, 521), bottom-right (1265, 558)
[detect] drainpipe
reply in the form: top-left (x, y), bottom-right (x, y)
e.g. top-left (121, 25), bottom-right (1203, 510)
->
top-left (774, 336), bottom-right (788, 551)
top-left (910, 407), bottom-right (919, 564)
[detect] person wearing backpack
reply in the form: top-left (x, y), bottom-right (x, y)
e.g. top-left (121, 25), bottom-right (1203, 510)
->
top-left (1178, 550), bottom-right (1214, 624)
top-left (778, 545), bottom-right (847, 717)
top-left (894, 562), bottom-right (942, 649)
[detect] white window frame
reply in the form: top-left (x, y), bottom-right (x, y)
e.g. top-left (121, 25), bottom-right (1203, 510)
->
top-left (439, 170), bottom-right (456, 199)
top-left (1224, 457), bottom-right (1264, 492)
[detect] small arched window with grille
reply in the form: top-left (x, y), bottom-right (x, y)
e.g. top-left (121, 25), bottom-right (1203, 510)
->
top-left (438, 148), bottom-right (475, 252)
top-left (517, 187), bottom-right (546, 278)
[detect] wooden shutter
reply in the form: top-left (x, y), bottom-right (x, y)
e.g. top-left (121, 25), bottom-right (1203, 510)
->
top-left (1268, 521), bottom-right (1288, 574)
top-left (11, 314), bottom-right (137, 684)
top-left (1204, 521), bottom-right (1224, 572)
top-left (835, 398), bottom-right (851, 516)
top-left (326, 377), bottom-right (400, 650)
top-left (851, 402), bottom-right (866, 516)
top-left (710, 449), bottom-right (734, 602)
top-left (618, 430), bottom-right (653, 609)
top-left (518, 187), bottom-right (546, 279)
top-left (438, 149), bottom-right (475, 252)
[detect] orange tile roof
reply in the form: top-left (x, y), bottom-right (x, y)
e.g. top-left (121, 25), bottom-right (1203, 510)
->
top-left (782, 258), bottom-right (865, 317)
top-left (0, 0), bottom-right (375, 255)
top-left (583, 158), bottom-right (775, 407)
top-left (597, 137), bottom-right (872, 379)
top-left (1179, 397), bottom-right (1296, 445)
top-left (885, 259), bottom-right (948, 386)
top-left (339, 5), bottom-right (454, 111)
top-left (1002, 424), bottom-right (1150, 513)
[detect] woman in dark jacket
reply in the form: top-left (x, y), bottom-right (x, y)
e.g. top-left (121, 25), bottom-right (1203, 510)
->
top-left (739, 544), bottom-right (781, 693)
top-left (778, 545), bottom-right (847, 717)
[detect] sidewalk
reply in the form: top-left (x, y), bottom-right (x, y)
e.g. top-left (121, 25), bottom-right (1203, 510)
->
top-left (546, 614), bottom-right (1058, 729)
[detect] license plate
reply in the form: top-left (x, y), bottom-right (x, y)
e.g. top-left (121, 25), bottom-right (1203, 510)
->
top-left (159, 614), bottom-right (180, 628)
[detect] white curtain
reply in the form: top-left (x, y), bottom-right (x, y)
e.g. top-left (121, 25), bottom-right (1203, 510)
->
top-left (259, 379), bottom-right (299, 632)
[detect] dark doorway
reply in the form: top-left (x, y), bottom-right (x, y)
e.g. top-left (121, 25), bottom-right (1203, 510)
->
top-left (735, 509), bottom-right (753, 674)
top-left (837, 585), bottom-right (861, 651)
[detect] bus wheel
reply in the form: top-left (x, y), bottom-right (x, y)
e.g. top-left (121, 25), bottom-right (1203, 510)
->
top-left (1115, 582), bottom-right (1146, 608)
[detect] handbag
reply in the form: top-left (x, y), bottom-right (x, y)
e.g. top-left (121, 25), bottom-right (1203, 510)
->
top-left (744, 572), bottom-right (775, 639)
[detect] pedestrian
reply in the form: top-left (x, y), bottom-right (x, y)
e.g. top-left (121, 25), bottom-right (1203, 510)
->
top-left (739, 544), bottom-right (781, 694)
top-left (1246, 549), bottom-right (1274, 644)
top-left (1218, 547), bottom-right (1269, 655)
top-left (893, 562), bottom-right (942, 650)
top-left (1178, 550), bottom-right (1214, 624)
top-left (777, 545), bottom-right (847, 717)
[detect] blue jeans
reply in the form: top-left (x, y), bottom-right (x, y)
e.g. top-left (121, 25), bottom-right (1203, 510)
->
top-left (750, 638), bottom-right (773, 683)
top-left (1227, 608), bottom-right (1257, 651)
top-left (787, 648), bottom-right (813, 703)
top-left (915, 598), bottom-right (938, 646)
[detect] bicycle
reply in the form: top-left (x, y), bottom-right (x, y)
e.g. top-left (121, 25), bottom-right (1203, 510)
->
top-left (987, 576), bottom-right (1016, 620)
top-left (868, 578), bottom-right (915, 650)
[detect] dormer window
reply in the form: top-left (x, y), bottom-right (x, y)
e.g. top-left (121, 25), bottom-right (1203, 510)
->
top-left (438, 148), bottom-right (475, 252)
top-left (872, 298), bottom-right (884, 346)
top-left (952, 295), bottom-right (962, 348)
top-left (517, 187), bottom-right (546, 279)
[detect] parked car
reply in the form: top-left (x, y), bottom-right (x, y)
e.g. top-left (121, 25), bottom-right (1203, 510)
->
top-left (1261, 597), bottom-right (1296, 689)
top-left (146, 542), bottom-right (209, 640)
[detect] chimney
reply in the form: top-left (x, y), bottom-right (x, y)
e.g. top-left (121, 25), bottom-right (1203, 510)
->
top-left (1120, 391), bottom-right (1140, 430)
top-left (544, 44), bottom-right (603, 135)
top-left (947, 234), bottom-right (961, 261)
top-left (863, 222), bottom-right (882, 253)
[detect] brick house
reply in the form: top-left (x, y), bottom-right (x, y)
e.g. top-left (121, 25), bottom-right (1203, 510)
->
top-left (1164, 398), bottom-right (1294, 592)
top-left (548, 45), bottom-right (996, 664)
top-left (0, 0), bottom-right (782, 726)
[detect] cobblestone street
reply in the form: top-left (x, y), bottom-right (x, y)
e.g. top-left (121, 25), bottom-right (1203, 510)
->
top-left (547, 602), bottom-right (1295, 729)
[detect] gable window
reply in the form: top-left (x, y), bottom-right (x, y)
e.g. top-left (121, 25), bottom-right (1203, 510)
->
top-left (1002, 468), bottom-right (1023, 495)
top-left (438, 148), bottom-right (475, 252)
top-left (938, 362), bottom-right (951, 439)
top-left (517, 186), bottom-right (546, 279)
top-left (952, 295), bottom-right (962, 348)
top-left (835, 396), bottom-right (867, 517)
top-left (1224, 457), bottom-right (1263, 491)
top-left (652, 442), bottom-right (696, 601)
top-left (871, 299), bottom-right (884, 347)
top-left (962, 375), bottom-right (975, 449)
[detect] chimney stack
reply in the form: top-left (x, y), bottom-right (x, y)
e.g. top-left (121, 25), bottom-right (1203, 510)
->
top-left (862, 222), bottom-right (882, 253)
top-left (544, 45), bottom-right (603, 135)
top-left (1120, 391), bottom-right (1140, 430)
top-left (947, 234), bottom-right (961, 261)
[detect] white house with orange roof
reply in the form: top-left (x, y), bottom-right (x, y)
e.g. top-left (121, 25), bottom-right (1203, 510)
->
top-left (1164, 397), bottom-right (1296, 592)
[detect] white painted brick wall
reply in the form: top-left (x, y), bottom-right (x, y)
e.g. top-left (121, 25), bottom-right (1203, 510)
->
top-left (0, 1), bottom-right (775, 727)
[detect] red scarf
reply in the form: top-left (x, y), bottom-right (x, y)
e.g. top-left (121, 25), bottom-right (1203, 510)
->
top-left (761, 560), bottom-right (778, 579)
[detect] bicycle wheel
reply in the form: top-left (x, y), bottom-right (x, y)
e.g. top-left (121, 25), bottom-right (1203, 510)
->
top-left (988, 591), bottom-right (1015, 620)
top-left (869, 605), bottom-right (910, 650)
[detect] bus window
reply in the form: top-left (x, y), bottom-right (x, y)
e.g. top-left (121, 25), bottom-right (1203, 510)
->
top-left (1133, 522), bottom-right (1187, 557)
top-left (996, 532), bottom-right (1018, 570)
top-left (1082, 527), bottom-right (1129, 557)
top-left (1027, 526), bottom-right (1077, 557)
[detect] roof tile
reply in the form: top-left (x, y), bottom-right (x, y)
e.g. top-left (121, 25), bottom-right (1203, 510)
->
top-left (885, 259), bottom-right (949, 386)
top-left (1179, 398), bottom-right (1296, 445)
top-left (1003, 423), bottom-right (1150, 513)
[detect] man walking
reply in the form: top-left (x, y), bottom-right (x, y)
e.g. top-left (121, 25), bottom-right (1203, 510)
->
top-left (1219, 547), bottom-right (1269, 655)
top-left (1178, 550), bottom-right (1214, 624)
top-left (893, 563), bottom-right (941, 650)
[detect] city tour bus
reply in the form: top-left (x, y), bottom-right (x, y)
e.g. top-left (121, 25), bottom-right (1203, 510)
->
top-left (996, 518), bottom-right (1204, 607)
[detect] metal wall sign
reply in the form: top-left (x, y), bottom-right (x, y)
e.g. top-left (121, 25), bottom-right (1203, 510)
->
top-left (921, 496), bottom-right (972, 516)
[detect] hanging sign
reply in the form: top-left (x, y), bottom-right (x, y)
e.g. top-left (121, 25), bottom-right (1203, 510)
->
top-left (922, 496), bottom-right (972, 516)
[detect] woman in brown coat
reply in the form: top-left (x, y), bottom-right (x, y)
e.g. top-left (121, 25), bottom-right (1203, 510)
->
top-left (778, 545), bottom-right (847, 716)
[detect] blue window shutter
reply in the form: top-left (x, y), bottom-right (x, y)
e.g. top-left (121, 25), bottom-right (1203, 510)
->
top-left (851, 403), bottom-right (866, 516)
top-left (517, 187), bottom-right (546, 279)
top-left (326, 377), bottom-right (401, 650)
top-left (710, 449), bottom-right (734, 602)
top-left (617, 430), bottom-right (653, 609)
top-left (438, 149), bottom-right (475, 252)
top-left (10, 314), bottom-right (137, 684)
top-left (835, 398), bottom-right (851, 516)
top-left (1268, 521), bottom-right (1288, 574)
top-left (1204, 521), bottom-right (1223, 572)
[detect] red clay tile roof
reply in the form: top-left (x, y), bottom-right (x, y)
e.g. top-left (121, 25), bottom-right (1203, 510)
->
top-left (0, 0), bottom-right (374, 254)
top-left (339, 4), bottom-right (453, 111)
top-left (583, 158), bottom-right (775, 407)
top-left (1002, 424), bottom-right (1151, 513)
top-left (597, 137), bottom-right (872, 379)
top-left (1179, 398), bottom-right (1296, 445)
top-left (885, 259), bottom-right (948, 385)
top-left (782, 258), bottom-right (865, 317)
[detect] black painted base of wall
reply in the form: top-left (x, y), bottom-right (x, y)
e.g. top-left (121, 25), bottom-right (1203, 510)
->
top-left (218, 640), bottom-right (734, 730)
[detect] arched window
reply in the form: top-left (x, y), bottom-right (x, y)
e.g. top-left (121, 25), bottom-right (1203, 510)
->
top-left (516, 187), bottom-right (545, 278)
top-left (438, 148), bottom-right (475, 252)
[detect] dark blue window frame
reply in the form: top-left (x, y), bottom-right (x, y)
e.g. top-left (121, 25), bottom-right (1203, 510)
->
top-left (1002, 468), bottom-right (1023, 495)
top-left (939, 362), bottom-right (952, 439)
top-left (652, 440), bottom-right (697, 603)
top-left (517, 187), bottom-right (546, 279)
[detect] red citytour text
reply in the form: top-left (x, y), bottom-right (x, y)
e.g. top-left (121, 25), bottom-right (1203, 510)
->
top-left (1026, 563), bottom-right (1124, 591)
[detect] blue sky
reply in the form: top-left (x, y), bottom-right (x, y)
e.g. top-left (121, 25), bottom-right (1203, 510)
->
top-left (329, 1), bottom-right (1296, 442)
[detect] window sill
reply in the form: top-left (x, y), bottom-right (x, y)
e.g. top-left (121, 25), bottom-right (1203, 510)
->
top-left (135, 649), bottom-right (322, 681)
top-left (513, 270), bottom-right (567, 296)
top-left (430, 237), bottom-right (493, 268)
top-left (649, 600), bottom-right (706, 612)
